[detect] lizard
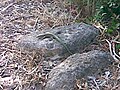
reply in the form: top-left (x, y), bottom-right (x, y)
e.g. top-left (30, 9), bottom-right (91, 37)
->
top-left (36, 32), bottom-right (73, 55)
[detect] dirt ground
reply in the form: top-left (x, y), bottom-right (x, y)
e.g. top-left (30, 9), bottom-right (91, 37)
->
top-left (0, 0), bottom-right (120, 90)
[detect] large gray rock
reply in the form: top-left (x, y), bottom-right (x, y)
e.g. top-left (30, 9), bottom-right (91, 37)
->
top-left (18, 22), bottom-right (99, 58)
top-left (45, 50), bottom-right (113, 90)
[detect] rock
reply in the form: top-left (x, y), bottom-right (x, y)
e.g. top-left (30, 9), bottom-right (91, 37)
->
top-left (18, 23), bottom-right (99, 58)
top-left (45, 50), bottom-right (113, 90)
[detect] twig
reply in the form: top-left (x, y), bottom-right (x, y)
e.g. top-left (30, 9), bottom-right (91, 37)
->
top-left (10, 15), bottom-right (34, 22)
top-left (1, 3), bottom-right (15, 12)
top-left (0, 59), bottom-right (9, 76)
top-left (113, 30), bottom-right (120, 41)
top-left (107, 41), bottom-right (118, 61)
top-left (105, 40), bottom-right (113, 56)
top-left (112, 31), bottom-right (120, 44)
top-left (13, 85), bottom-right (19, 90)
top-left (88, 76), bottom-right (100, 90)
top-left (93, 78), bottom-right (100, 90)
top-left (0, 85), bottom-right (3, 90)
top-left (112, 42), bottom-right (120, 59)
top-left (33, 17), bottom-right (39, 31)
top-left (112, 40), bottom-right (120, 44)
top-left (26, 66), bottom-right (38, 75)
top-left (105, 39), bottom-right (119, 62)
top-left (73, 9), bottom-right (82, 22)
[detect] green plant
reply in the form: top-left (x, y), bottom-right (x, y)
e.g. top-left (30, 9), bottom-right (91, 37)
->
top-left (94, 0), bottom-right (120, 34)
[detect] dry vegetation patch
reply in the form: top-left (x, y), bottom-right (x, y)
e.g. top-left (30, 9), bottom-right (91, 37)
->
top-left (0, 0), bottom-right (120, 90)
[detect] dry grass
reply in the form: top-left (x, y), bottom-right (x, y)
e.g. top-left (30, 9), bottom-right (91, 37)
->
top-left (0, 0), bottom-right (75, 89)
top-left (0, 0), bottom-right (120, 90)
